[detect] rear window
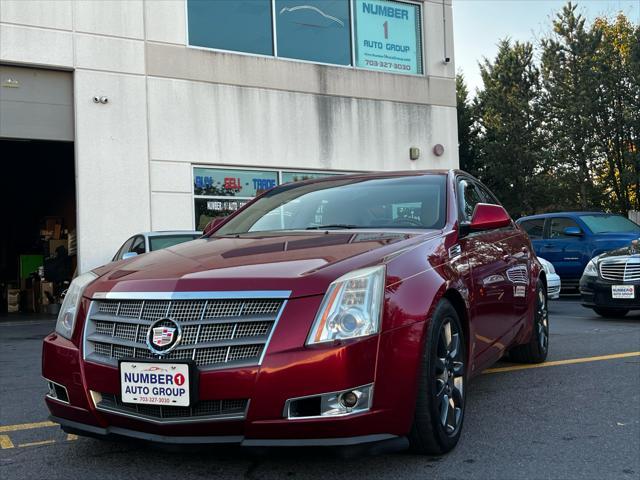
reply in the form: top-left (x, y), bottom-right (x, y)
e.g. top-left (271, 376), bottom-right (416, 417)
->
top-left (149, 235), bottom-right (200, 251)
top-left (579, 215), bottom-right (640, 234)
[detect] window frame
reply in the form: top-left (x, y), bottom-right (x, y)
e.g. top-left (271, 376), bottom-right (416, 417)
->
top-left (185, 0), bottom-right (425, 77)
top-left (546, 216), bottom-right (581, 240)
top-left (520, 218), bottom-right (545, 240)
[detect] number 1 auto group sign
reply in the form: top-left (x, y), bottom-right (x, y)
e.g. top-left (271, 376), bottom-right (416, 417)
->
top-left (354, 0), bottom-right (422, 75)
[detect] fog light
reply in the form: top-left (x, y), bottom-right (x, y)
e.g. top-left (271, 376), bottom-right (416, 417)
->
top-left (45, 379), bottom-right (69, 403)
top-left (340, 391), bottom-right (358, 408)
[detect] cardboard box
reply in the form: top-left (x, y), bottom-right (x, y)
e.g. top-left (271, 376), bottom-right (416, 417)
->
top-left (8, 289), bottom-right (20, 306)
top-left (53, 224), bottom-right (62, 240)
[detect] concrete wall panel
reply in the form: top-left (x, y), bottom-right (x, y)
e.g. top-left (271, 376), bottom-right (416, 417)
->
top-left (74, 0), bottom-right (144, 39)
top-left (0, 0), bottom-right (73, 30)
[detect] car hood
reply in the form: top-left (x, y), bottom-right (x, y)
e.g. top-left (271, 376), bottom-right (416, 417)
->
top-left (87, 230), bottom-right (437, 298)
top-left (598, 242), bottom-right (640, 260)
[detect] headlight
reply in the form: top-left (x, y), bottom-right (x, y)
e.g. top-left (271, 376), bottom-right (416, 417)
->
top-left (307, 266), bottom-right (385, 345)
top-left (55, 271), bottom-right (98, 339)
top-left (582, 259), bottom-right (598, 277)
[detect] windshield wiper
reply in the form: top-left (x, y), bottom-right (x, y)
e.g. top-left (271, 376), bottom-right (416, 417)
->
top-left (306, 224), bottom-right (360, 230)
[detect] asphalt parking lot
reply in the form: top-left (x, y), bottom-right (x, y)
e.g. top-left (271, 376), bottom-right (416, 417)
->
top-left (0, 298), bottom-right (638, 480)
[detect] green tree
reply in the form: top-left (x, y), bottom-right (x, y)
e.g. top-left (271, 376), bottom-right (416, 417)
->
top-left (471, 39), bottom-right (546, 217)
top-left (456, 73), bottom-right (477, 173)
top-left (540, 2), bottom-right (604, 210)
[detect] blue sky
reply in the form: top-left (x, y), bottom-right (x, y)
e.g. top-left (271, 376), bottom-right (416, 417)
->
top-left (453, 0), bottom-right (640, 95)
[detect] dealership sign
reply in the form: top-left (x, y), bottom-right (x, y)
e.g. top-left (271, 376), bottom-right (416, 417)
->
top-left (354, 0), bottom-right (422, 75)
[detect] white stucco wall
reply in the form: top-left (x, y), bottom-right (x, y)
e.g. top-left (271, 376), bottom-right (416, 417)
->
top-left (0, 0), bottom-right (458, 272)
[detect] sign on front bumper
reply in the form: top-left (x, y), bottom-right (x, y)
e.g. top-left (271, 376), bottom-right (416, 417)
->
top-left (120, 362), bottom-right (190, 407)
top-left (612, 285), bottom-right (635, 299)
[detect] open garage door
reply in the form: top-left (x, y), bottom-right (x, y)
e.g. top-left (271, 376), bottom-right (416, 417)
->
top-left (1, 66), bottom-right (75, 316)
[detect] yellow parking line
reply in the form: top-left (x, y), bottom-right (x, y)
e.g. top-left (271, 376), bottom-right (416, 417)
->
top-left (0, 435), bottom-right (15, 449)
top-left (0, 421), bottom-right (57, 433)
top-left (485, 351), bottom-right (640, 374)
top-left (17, 440), bottom-right (56, 448)
top-left (66, 434), bottom-right (78, 441)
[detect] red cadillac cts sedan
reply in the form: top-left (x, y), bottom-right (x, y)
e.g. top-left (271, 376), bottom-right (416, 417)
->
top-left (42, 170), bottom-right (549, 454)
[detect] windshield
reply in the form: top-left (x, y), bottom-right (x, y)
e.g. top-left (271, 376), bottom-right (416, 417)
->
top-left (579, 215), bottom-right (640, 234)
top-left (215, 175), bottom-right (447, 235)
top-left (149, 235), bottom-right (200, 251)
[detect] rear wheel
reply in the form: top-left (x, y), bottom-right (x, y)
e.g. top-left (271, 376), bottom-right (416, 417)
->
top-left (409, 300), bottom-right (466, 455)
top-left (593, 307), bottom-right (629, 318)
top-left (510, 279), bottom-right (549, 364)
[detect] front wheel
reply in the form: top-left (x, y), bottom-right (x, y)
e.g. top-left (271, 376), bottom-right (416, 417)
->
top-left (409, 299), bottom-right (466, 455)
top-left (510, 279), bottom-right (549, 364)
top-left (593, 307), bottom-right (629, 318)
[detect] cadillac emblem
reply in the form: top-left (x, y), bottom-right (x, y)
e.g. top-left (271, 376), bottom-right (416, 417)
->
top-left (146, 318), bottom-right (182, 355)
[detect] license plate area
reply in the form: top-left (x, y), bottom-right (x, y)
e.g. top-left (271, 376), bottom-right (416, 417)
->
top-left (611, 285), bottom-right (635, 299)
top-left (119, 361), bottom-right (196, 407)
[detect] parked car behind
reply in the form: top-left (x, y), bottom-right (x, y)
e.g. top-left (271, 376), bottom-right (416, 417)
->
top-left (538, 257), bottom-right (561, 299)
top-left (44, 170), bottom-right (550, 456)
top-left (112, 231), bottom-right (202, 261)
top-left (516, 212), bottom-right (640, 288)
top-left (580, 239), bottom-right (640, 318)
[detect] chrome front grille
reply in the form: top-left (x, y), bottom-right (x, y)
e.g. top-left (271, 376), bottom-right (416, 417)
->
top-left (84, 295), bottom-right (286, 369)
top-left (599, 257), bottom-right (640, 282)
top-left (96, 392), bottom-right (248, 423)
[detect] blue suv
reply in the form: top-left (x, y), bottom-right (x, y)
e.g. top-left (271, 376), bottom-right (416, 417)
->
top-left (516, 212), bottom-right (640, 288)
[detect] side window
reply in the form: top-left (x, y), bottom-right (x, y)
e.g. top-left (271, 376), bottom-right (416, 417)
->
top-left (130, 236), bottom-right (146, 255)
top-left (549, 217), bottom-right (580, 239)
top-left (458, 179), bottom-right (485, 222)
top-left (520, 219), bottom-right (545, 239)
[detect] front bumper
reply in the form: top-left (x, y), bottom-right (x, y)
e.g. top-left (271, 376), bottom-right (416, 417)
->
top-left (42, 295), bottom-right (425, 446)
top-left (579, 276), bottom-right (640, 310)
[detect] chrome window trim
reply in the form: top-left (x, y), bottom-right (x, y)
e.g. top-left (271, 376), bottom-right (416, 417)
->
top-left (91, 291), bottom-right (292, 300)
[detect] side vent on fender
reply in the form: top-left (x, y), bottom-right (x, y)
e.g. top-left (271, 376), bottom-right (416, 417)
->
top-left (448, 244), bottom-right (462, 259)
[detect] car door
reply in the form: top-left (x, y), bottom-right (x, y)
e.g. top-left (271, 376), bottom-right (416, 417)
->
top-left (476, 184), bottom-right (532, 326)
top-left (538, 217), bottom-right (585, 282)
top-left (456, 178), bottom-right (512, 362)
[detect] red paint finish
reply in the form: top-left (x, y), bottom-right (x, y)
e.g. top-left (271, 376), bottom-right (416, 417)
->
top-left (43, 170), bottom-right (544, 445)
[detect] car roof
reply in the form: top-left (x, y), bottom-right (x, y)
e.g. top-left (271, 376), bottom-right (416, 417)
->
top-left (517, 212), bottom-right (609, 221)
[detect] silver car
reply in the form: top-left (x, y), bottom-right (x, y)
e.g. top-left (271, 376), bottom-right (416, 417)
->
top-left (112, 231), bottom-right (202, 261)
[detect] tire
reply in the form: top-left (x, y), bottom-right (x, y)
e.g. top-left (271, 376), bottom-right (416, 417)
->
top-left (510, 279), bottom-right (549, 364)
top-left (593, 307), bottom-right (629, 318)
top-left (409, 299), bottom-right (466, 455)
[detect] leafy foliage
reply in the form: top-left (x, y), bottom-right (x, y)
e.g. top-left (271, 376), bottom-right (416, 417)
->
top-left (458, 2), bottom-right (639, 217)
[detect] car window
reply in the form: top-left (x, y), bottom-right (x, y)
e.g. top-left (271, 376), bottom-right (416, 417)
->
top-left (215, 175), bottom-right (447, 234)
top-left (548, 218), bottom-right (580, 239)
top-left (520, 219), bottom-right (545, 239)
top-left (115, 237), bottom-right (135, 260)
top-left (458, 179), bottom-right (485, 222)
top-left (578, 214), bottom-right (640, 234)
top-left (130, 236), bottom-right (146, 255)
top-left (149, 235), bottom-right (201, 251)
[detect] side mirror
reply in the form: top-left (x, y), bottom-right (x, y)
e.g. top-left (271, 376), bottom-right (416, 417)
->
top-left (122, 252), bottom-right (138, 260)
top-left (563, 226), bottom-right (583, 236)
top-left (469, 204), bottom-right (511, 231)
top-left (203, 216), bottom-right (227, 235)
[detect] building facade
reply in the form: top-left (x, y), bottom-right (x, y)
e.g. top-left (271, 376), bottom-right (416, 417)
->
top-left (0, 0), bottom-right (457, 273)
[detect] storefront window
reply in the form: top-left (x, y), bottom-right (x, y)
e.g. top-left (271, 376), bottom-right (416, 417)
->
top-left (194, 168), bottom-right (347, 230)
top-left (275, 0), bottom-right (352, 65)
top-left (187, 0), bottom-right (274, 56)
top-left (353, 0), bottom-right (423, 74)
top-left (281, 171), bottom-right (340, 183)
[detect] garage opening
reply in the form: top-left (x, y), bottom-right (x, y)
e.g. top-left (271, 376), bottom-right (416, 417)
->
top-left (0, 139), bottom-right (77, 316)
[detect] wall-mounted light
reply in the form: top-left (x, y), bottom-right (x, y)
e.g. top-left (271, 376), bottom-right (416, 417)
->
top-left (409, 147), bottom-right (421, 161)
top-left (433, 144), bottom-right (445, 157)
